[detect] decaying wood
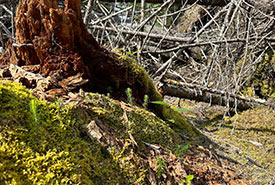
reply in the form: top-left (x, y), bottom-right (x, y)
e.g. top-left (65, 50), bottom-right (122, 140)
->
top-left (21, 64), bottom-right (40, 73)
top-left (58, 73), bottom-right (89, 91)
top-left (0, 0), bottom-right (158, 106)
top-left (86, 118), bottom-right (123, 153)
top-left (160, 79), bottom-right (275, 110)
top-left (0, 65), bottom-right (11, 78)
top-left (8, 64), bottom-right (51, 90)
top-left (0, 64), bottom-right (89, 99)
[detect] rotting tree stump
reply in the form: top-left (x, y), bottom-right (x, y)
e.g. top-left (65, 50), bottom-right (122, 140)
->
top-left (0, 0), bottom-right (157, 106)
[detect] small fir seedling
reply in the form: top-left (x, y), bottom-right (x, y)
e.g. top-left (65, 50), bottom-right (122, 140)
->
top-left (168, 119), bottom-right (175, 123)
top-left (156, 157), bottom-right (167, 178)
top-left (126, 87), bottom-right (134, 105)
top-left (142, 95), bottom-right (149, 109)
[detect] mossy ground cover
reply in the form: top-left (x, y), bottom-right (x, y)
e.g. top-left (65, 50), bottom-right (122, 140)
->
top-left (213, 107), bottom-right (275, 184)
top-left (173, 98), bottom-right (275, 185)
top-left (0, 80), bottom-right (196, 184)
top-left (0, 81), bottom-right (127, 184)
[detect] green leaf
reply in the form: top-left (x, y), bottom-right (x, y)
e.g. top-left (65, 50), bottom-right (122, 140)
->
top-left (172, 108), bottom-right (190, 112)
top-left (186, 175), bottom-right (194, 180)
top-left (168, 119), bottom-right (175, 123)
top-left (126, 51), bottom-right (134, 56)
top-left (150, 101), bottom-right (170, 107)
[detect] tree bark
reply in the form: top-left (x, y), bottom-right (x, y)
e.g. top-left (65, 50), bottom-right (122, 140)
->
top-left (160, 79), bottom-right (275, 110)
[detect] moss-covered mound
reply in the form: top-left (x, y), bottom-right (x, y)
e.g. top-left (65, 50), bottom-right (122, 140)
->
top-left (0, 81), bottom-right (193, 184)
top-left (0, 81), bottom-right (125, 184)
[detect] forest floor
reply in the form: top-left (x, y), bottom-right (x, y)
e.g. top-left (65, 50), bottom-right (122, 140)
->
top-left (0, 67), bottom-right (273, 184)
top-left (165, 96), bottom-right (275, 185)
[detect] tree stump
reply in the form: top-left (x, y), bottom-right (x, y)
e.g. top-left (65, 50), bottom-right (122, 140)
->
top-left (0, 0), bottom-right (159, 105)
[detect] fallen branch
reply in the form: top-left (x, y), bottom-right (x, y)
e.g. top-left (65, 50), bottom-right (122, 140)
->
top-left (99, 0), bottom-right (230, 6)
top-left (160, 79), bottom-right (275, 110)
top-left (90, 25), bottom-right (275, 53)
top-left (90, 6), bottom-right (132, 25)
top-left (143, 37), bottom-right (275, 54)
top-left (89, 25), bottom-right (191, 42)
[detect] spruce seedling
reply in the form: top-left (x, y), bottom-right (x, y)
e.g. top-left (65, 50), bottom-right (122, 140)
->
top-left (156, 157), bottom-right (167, 178)
top-left (30, 99), bottom-right (39, 124)
top-left (142, 95), bottom-right (149, 109)
top-left (126, 87), bottom-right (134, 105)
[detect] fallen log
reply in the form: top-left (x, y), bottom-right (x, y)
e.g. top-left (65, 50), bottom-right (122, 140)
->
top-left (160, 79), bottom-right (275, 110)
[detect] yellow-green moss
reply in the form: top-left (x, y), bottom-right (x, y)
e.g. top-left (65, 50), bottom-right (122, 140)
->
top-left (241, 50), bottom-right (275, 98)
top-left (175, 98), bottom-right (275, 184)
top-left (0, 80), bottom-right (197, 184)
top-left (212, 107), bottom-right (275, 184)
top-left (199, 106), bottom-right (275, 185)
top-left (113, 51), bottom-right (198, 136)
top-left (0, 81), bottom-right (126, 184)
top-left (83, 92), bottom-right (182, 149)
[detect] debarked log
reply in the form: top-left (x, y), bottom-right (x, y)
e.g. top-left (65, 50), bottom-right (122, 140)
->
top-left (160, 79), bottom-right (275, 110)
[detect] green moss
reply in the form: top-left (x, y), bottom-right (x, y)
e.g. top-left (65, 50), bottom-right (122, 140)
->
top-left (211, 106), bottom-right (275, 184)
top-left (115, 51), bottom-right (163, 101)
top-left (175, 97), bottom-right (275, 184)
top-left (241, 50), bottom-right (275, 98)
top-left (83, 93), bottom-right (182, 149)
top-left (0, 80), bottom-right (197, 184)
top-left (113, 51), bottom-right (198, 136)
top-left (0, 81), bottom-right (126, 184)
